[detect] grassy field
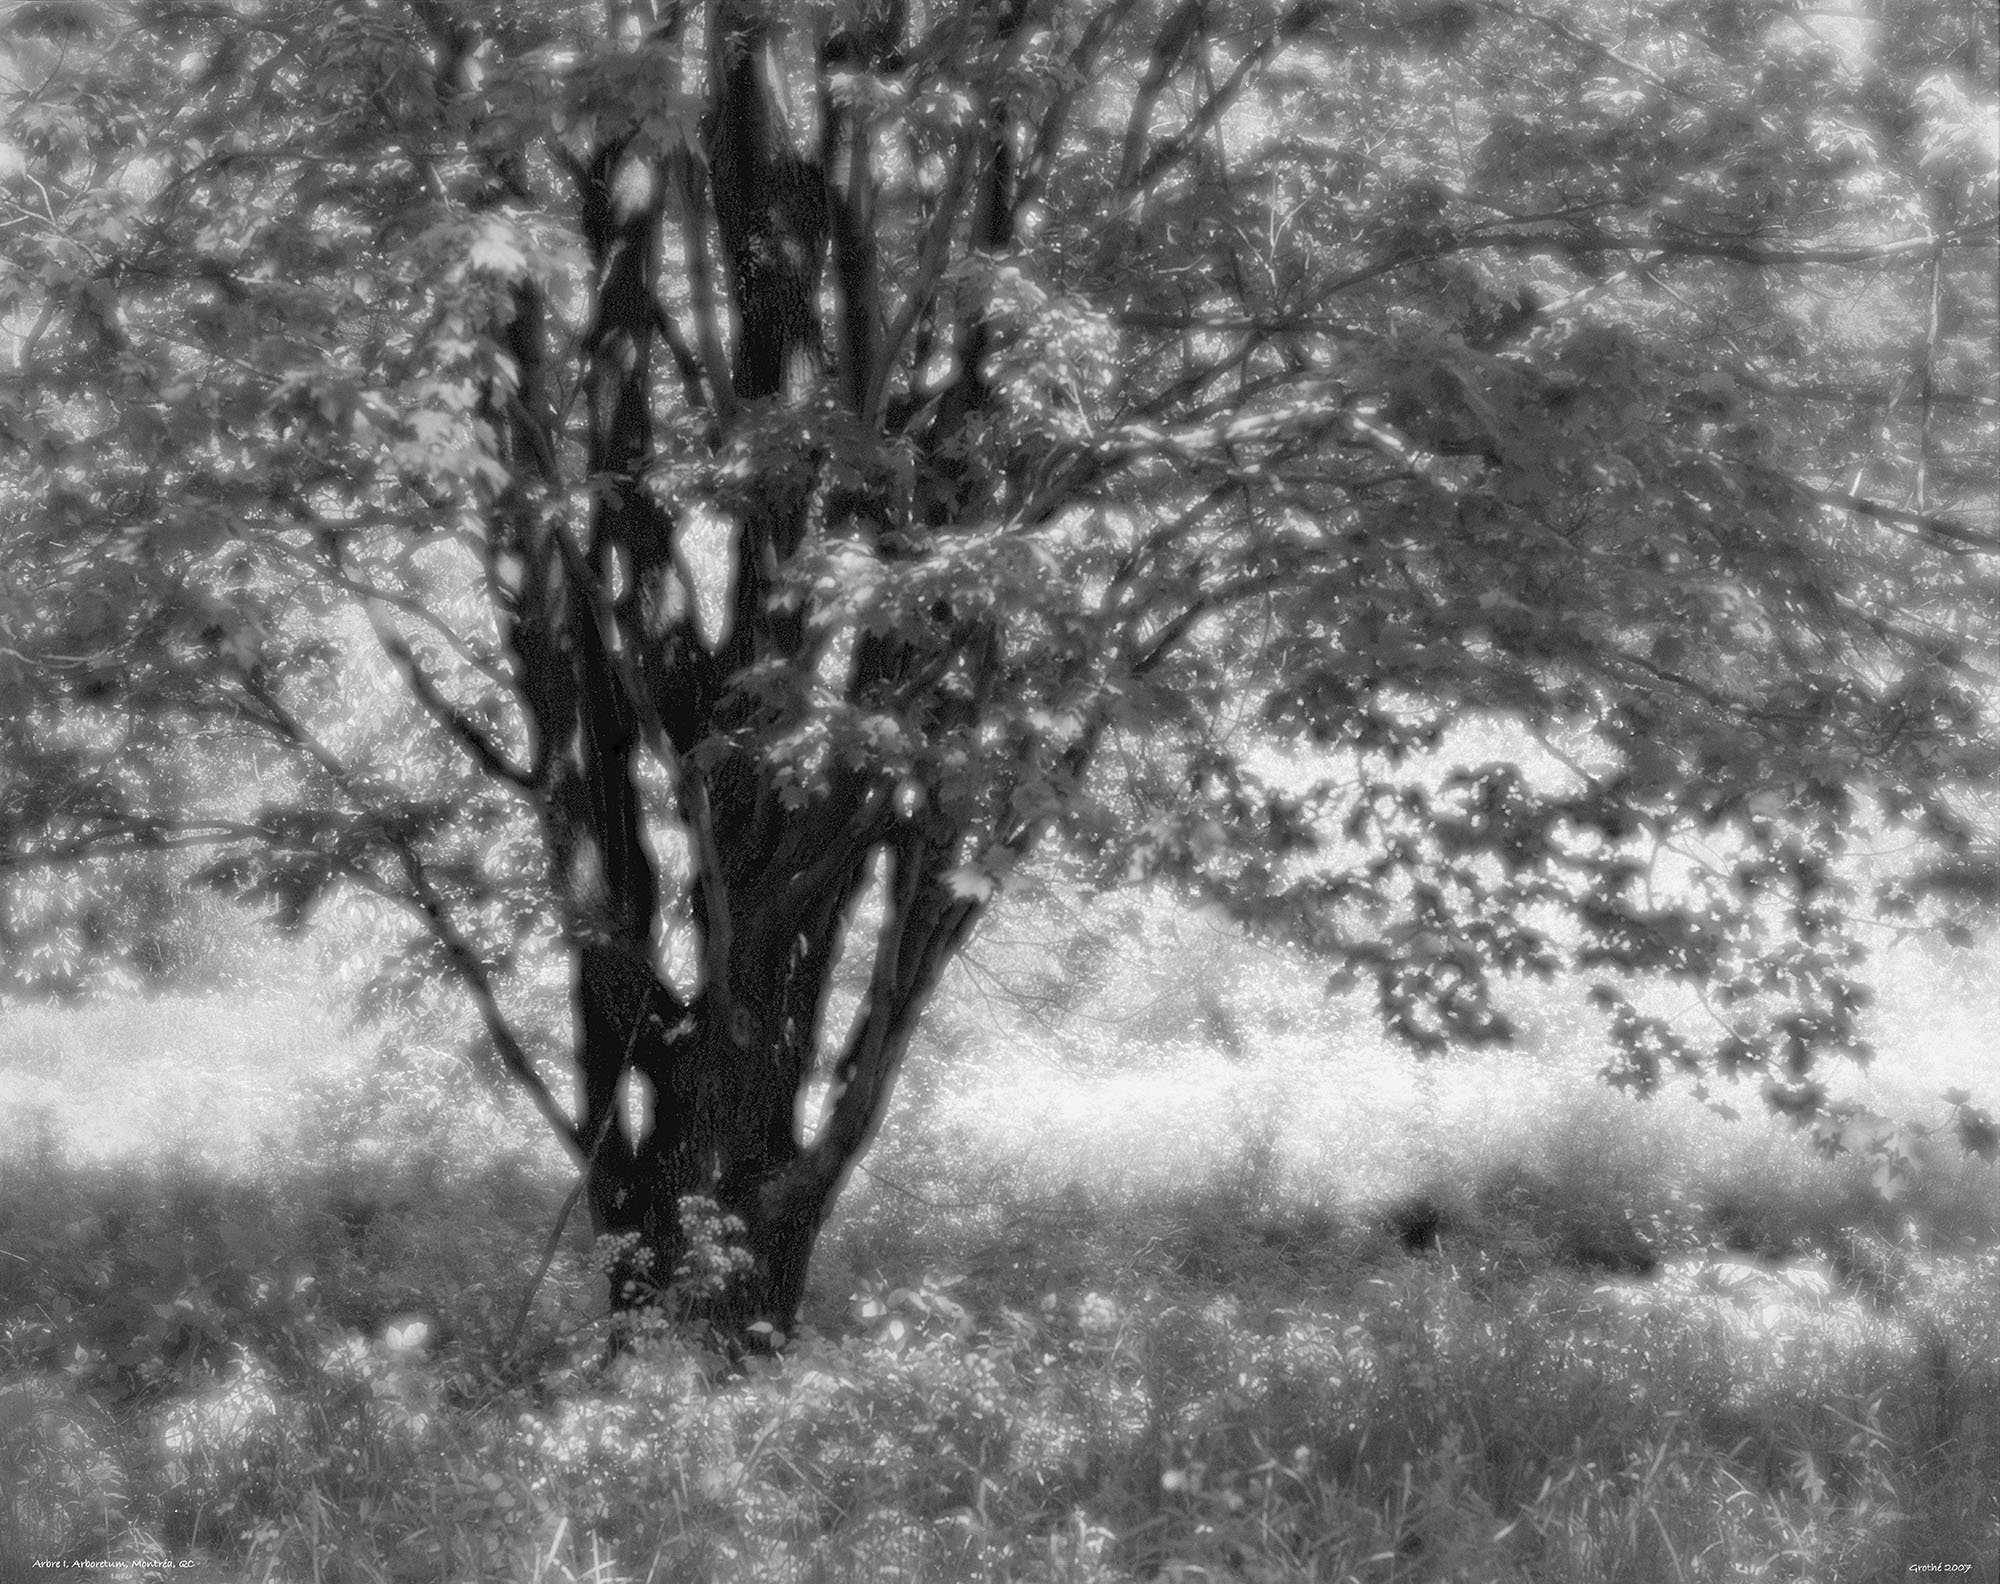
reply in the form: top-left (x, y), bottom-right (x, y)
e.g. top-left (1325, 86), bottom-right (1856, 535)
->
top-left (1, 901), bottom-right (1996, 1582)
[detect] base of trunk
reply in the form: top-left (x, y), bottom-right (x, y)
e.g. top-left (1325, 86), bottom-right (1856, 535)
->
top-left (595, 1187), bottom-right (821, 1353)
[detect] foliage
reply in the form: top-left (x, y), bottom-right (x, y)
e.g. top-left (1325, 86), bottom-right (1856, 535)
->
top-left (2, 0), bottom-right (1997, 1335)
top-left (0, 851), bottom-right (267, 998)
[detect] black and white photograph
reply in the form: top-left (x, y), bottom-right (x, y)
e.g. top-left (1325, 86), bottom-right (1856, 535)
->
top-left (1, 0), bottom-right (1995, 1576)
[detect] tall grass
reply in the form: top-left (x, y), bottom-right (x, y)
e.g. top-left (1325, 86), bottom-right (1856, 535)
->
top-left (2, 894), bottom-right (1996, 1581)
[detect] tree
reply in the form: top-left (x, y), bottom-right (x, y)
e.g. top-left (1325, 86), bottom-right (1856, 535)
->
top-left (2, 0), bottom-right (1996, 1341)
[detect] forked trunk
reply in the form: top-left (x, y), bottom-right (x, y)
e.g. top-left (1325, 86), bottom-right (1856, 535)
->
top-left (569, 847), bottom-right (969, 1343)
top-left (477, 0), bottom-right (1008, 1349)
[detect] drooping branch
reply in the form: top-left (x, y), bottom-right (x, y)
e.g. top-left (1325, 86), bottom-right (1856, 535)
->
top-left (240, 676), bottom-right (585, 1157)
top-left (389, 849), bottom-right (586, 1161)
top-left (0, 820), bottom-right (275, 873)
top-left (282, 550), bottom-right (518, 690)
top-left (1485, 0), bottom-right (1704, 102)
top-left (364, 609), bottom-right (536, 790)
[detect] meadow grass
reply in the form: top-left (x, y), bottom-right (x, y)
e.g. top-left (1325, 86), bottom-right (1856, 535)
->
top-left (1, 905), bottom-right (1996, 1582)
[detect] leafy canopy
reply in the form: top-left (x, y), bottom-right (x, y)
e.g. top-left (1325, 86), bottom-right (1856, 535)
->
top-left (2, 0), bottom-right (1997, 1166)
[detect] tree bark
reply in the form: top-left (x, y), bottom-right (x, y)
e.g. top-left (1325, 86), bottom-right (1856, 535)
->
top-left (473, 0), bottom-right (1002, 1346)
top-left (572, 828), bottom-right (971, 1343)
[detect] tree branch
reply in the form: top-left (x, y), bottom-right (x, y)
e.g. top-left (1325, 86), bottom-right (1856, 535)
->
top-left (365, 606), bottom-right (536, 789)
top-left (1486, 0), bottom-right (1705, 102)
top-left (1015, 0), bottom-right (1143, 212)
top-left (391, 849), bottom-right (586, 1160)
top-left (243, 675), bottom-right (584, 1157)
top-left (0, 820), bottom-right (272, 874)
top-left (1114, 0), bottom-right (1203, 196)
top-left (673, 155), bottom-right (738, 428)
top-left (800, 839), bottom-right (980, 1207)
top-left (1132, 14), bottom-right (1289, 193)
top-left (871, 135), bottom-right (976, 425)
top-left (1756, 471), bottom-right (2000, 555)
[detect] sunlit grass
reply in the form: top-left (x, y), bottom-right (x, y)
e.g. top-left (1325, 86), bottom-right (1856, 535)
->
top-left (892, 890), bottom-right (2000, 1253)
top-left (2, 901), bottom-right (1997, 1581)
top-left (0, 989), bottom-right (370, 1169)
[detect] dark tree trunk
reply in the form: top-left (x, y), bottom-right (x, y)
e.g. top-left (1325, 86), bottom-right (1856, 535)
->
top-left (572, 830), bottom-right (970, 1342)
top-left (468, 0), bottom-right (1009, 1347)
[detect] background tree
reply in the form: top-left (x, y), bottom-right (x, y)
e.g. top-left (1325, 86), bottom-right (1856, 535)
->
top-left (2, 0), bottom-right (1995, 1341)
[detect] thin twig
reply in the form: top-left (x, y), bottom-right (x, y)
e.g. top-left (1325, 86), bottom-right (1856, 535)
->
top-left (503, 1099), bottom-right (622, 1364)
top-left (363, 605), bottom-right (536, 789)
top-left (855, 1164), bottom-right (1017, 1213)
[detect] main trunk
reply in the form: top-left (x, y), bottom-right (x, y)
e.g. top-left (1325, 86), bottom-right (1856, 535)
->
top-left (581, 1006), bottom-right (829, 1342)
top-left (575, 912), bottom-right (846, 1338)
top-left (584, 1119), bottom-right (826, 1344)
top-left (571, 859), bottom-right (961, 1342)
top-left (480, 0), bottom-right (1010, 1347)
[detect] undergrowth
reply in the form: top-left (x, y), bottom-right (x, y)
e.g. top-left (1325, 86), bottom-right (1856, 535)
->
top-left (2, 908), bottom-right (1997, 1581)
top-left (1, 1098), bottom-right (1995, 1583)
